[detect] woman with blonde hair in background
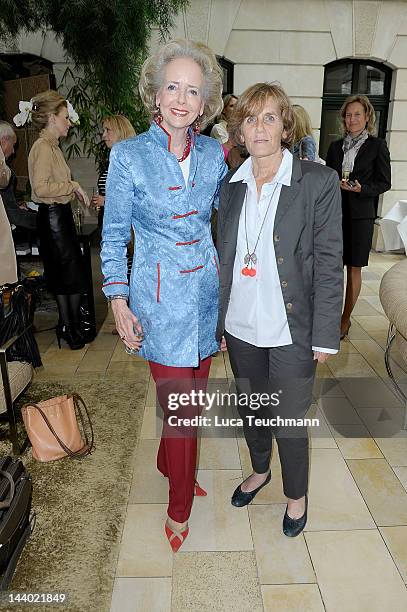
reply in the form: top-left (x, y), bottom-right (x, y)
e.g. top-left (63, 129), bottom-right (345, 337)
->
top-left (91, 114), bottom-right (136, 219)
top-left (23, 90), bottom-right (90, 350)
top-left (292, 104), bottom-right (318, 161)
top-left (210, 93), bottom-right (238, 161)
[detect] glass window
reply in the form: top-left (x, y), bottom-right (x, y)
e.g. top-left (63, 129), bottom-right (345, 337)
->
top-left (324, 63), bottom-right (352, 95)
top-left (359, 64), bottom-right (385, 96)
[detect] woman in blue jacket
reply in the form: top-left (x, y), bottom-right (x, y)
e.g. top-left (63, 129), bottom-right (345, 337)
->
top-left (101, 39), bottom-right (226, 551)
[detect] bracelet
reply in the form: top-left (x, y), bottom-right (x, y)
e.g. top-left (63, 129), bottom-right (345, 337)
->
top-left (107, 295), bottom-right (128, 302)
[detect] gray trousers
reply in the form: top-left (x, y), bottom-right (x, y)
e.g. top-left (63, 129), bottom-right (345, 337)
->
top-left (225, 332), bottom-right (316, 500)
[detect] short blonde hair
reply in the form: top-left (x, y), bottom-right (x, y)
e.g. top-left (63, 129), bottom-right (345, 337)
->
top-left (292, 105), bottom-right (313, 143)
top-left (30, 90), bottom-right (67, 130)
top-left (340, 94), bottom-right (376, 134)
top-left (139, 39), bottom-right (223, 128)
top-left (103, 115), bottom-right (136, 141)
top-left (228, 82), bottom-right (295, 149)
top-left (219, 93), bottom-right (238, 121)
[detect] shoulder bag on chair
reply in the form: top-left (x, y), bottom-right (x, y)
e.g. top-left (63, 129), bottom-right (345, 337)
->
top-left (21, 394), bottom-right (94, 462)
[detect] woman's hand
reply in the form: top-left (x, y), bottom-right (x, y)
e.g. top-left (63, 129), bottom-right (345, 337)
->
top-left (90, 194), bottom-right (105, 208)
top-left (340, 179), bottom-right (362, 193)
top-left (220, 336), bottom-right (228, 352)
top-left (313, 351), bottom-right (330, 363)
top-left (74, 186), bottom-right (90, 207)
top-left (111, 299), bottom-right (143, 351)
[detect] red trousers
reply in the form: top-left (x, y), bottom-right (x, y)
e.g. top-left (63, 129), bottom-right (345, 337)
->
top-left (149, 357), bottom-right (211, 523)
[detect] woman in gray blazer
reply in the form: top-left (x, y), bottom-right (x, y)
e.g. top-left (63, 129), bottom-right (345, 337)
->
top-left (216, 83), bottom-right (343, 536)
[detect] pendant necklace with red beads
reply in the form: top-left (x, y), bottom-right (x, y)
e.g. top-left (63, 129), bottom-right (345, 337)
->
top-left (241, 184), bottom-right (279, 277)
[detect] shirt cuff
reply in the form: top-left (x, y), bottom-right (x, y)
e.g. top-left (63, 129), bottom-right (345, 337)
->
top-left (312, 346), bottom-right (338, 355)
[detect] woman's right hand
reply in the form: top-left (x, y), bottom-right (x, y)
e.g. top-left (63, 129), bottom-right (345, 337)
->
top-left (111, 299), bottom-right (143, 351)
top-left (90, 194), bottom-right (105, 208)
top-left (74, 186), bottom-right (90, 207)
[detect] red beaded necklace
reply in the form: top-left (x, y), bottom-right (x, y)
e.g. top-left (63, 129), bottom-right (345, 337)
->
top-left (154, 116), bottom-right (191, 162)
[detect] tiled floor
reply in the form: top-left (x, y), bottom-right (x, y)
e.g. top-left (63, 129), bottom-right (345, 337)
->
top-left (32, 251), bottom-right (407, 611)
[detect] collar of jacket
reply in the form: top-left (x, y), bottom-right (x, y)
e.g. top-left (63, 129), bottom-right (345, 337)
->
top-left (148, 121), bottom-right (196, 153)
top-left (39, 129), bottom-right (59, 148)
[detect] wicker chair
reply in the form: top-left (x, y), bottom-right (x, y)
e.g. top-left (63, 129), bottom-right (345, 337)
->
top-left (379, 259), bottom-right (407, 428)
top-left (0, 326), bottom-right (32, 454)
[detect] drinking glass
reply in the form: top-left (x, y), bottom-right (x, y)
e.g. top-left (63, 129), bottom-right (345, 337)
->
top-left (342, 165), bottom-right (350, 181)
top-left (125, 315), bottom-right (151, 356)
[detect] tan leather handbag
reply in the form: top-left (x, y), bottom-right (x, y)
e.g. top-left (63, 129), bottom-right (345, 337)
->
top-left (21, 394), bottom-right (94, 461)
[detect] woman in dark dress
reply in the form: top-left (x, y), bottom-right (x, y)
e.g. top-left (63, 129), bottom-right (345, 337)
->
top-left (326, 94), bottom-right (391, 338)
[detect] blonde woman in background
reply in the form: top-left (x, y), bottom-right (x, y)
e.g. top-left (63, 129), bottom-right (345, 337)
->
top-left (91, 114), bottom-right (136, 217)
top-left (210, 93), bottom-right (238, 161)
top-left (292, 104), bottom-right (317, 161)
top-left (27, 90), bottom-right (90, 350)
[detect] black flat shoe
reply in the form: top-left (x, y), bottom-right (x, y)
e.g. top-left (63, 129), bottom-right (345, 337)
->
top-left (231, 471), bottom-right (271, 507)
top-left (283, 495), bottom-right (308, 537)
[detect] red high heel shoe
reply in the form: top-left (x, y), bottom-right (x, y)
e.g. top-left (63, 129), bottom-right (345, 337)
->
top-left (165, 521), bottom-right (189, 553)
top-left (194, 480), bottom-right (207, 496)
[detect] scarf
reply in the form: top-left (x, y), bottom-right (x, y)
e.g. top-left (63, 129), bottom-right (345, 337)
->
top-left (342, 129), bottom-right (369, 173)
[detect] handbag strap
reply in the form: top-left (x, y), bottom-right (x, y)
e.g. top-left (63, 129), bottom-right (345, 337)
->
top-left (23, 394), bottom-right (94, 459)
top-left (0, 470), bottom-right (15, 509)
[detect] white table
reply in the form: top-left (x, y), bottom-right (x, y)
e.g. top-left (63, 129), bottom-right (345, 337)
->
top-left (379, 200), bottom-right (407, 252)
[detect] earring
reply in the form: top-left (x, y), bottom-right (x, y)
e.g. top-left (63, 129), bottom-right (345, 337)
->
top-left (192, 114), bottom-right (202, 135)
top-left (154, 105), bottom-right (163, 125)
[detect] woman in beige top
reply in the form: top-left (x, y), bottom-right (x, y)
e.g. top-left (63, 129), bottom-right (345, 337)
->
top-left (0, 145), bottom-right (17, 285)
top-left (28, 90), bottom-right (90, 350)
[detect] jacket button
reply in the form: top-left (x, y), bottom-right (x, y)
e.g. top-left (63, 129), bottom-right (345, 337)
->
top-left (286, 302), bottom-right (293, 311)
top-left (274, 234), bottom-right (280, 242)
top-left (281, 280), bottom-right (288, 288)
top-left (277, 257), bottom-right (284, 264)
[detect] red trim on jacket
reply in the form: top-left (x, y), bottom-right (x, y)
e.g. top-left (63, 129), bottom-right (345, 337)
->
top-left (168, 186), bottom-right (182, 191)
top-left (102, 281), bottom-right (129, 288)
top-left (213, 255), bottom-right (220, 276)
top-left (179, 265), bottom-right (204, 274)
top-left (176, 239), bottom-right (200, 246)
top-left (156, 263), bottom-right (161, 303)
top-left (172, 210), bottom-right (198, 219)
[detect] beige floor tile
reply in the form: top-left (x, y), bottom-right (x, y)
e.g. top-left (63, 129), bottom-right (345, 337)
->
top-left (331, 424), bottom-right (383, 459)
top-left (352, 299), bottom-right (383, 317)
top-left (373, 436), bottom-right (407, 467)
top-left (238, 439), bottom-right (286, 503)
top-left (347, 459), bottom-right (407, 526)
top-left (198, 438), bottom-right (241, 469)
top-left (337, 339), bottom-right (360, 354)
top-left (262, 584), bottom-right (324, 612)
top-left (346, 319), bottom-right (372, 340)
top-left (307, 406), bottom-right (338, 449)
top-left (359, 283), bottom-right (377, 297)
top-left (116, 504), bottom-right (173, 577)
top-left (362, 279), bottom-right (382, 292)
top-left (250, 505), bottom-right (315, 584)
top-left (307, 449), bottom-right (375, 531)
top-left (172, 551), bottom-right (263, 612)
top-left (40, 349), bottom-right (87, 367)
top-left (33, 365), bottom-right (78, 379)
top-left (145, 376), bottom-right (157, 406)
top-left (318, 396), bottom-right (363, 425)
top-left (182, 469), bottom-right (253, 551)
top-left (369, 331), bottom-right (389, 349)
top-left (87, 332), bottom-right (119, 352)
top-left (110, 577), bottom-right (171, 612)
top-left (362, 295), bottom-right (386, 315)
top-left (339, 377), bottom-right (400, 409)
top-left (130, 439), bottom-right (168, 503)
top-left (380, 526), bottom-right (407, 582)
top-left (313, 377), bottom-right (346, 398)
top-left (75, 350), bottom-right (110, 373)
top-left (106, 361), bottom-right (150, 382)
top-left (394, 467), bottom-right (407, 492)
top-left (327, 353), bottom-right (377, 378)
top-left (140, 403), bottom-right (161, 439)
top-left (305, 530), bottom-right (407, 611)
top-left (353, 315), bottom-right (391, 334)
top-left (349, 337), bottom-right (405, 379)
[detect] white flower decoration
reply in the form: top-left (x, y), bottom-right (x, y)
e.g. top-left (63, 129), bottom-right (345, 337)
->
top-left (67, 100), bottom-right (80, 125)
top-left (13, 100), bottom-right (33, 127)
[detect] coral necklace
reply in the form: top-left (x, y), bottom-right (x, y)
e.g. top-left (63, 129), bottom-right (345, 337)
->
top-left (177, 131), bottom-right (191, 162)
top-left (241, 184), bottom-right (279, 277)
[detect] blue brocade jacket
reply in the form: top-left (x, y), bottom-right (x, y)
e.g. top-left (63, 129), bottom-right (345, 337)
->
top-left (101, 122), bottom-right (227, 367)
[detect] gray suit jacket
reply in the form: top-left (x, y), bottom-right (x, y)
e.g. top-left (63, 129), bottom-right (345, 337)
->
top-left (216, 156), bottom-right (343, 351)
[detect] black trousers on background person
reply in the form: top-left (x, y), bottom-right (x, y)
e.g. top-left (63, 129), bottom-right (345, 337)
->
top-left (225, 331), bottom-right (317, 500)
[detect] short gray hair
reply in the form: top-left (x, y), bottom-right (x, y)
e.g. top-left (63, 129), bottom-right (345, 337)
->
top-left (0, 121), bottom-right (15, 140)
top-left (139, 39), bottom-right (224, 129)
